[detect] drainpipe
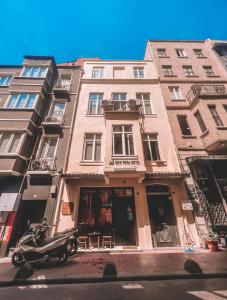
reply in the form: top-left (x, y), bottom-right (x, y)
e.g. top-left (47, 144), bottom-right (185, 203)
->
top-left (51, 68), bottom-right (82, 235)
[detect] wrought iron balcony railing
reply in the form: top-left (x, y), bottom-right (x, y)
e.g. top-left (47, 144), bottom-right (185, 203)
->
top-left (53, 81), bottom-right (71, 93)
top-left (186, 84), bottom-right (227, 104)
top-left (43, 111), bottom-right (64, 126)
top-left (101, 99), bottom-right (141, 113)
top-left (29, 157), bottom-right (57, 172)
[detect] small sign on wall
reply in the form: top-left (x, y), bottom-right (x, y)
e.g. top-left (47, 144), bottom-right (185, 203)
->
top-left (62, 202), bottom-right (74, 215)
top-left (182, 201), bottom-right (193, 211)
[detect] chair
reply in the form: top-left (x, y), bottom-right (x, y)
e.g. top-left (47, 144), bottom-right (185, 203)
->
top-left (102, 235), bottom-right (112, 248)
top-left (78, 236), bottom-right (88, 250)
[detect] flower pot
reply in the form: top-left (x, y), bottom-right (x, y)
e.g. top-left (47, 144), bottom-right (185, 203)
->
top-left (206, 240), bottom-right (219, 252)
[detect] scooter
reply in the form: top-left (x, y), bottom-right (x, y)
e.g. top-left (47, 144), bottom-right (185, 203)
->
top-left (12, 222), bottom-right (71, 267)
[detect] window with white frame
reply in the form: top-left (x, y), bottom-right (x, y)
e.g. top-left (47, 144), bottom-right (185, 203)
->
top-left (169, 86), bottom-right (183, 100)
top-left (162, 65), bottom-right (174, 76)
top-left (183, 65), bottom-right (195, 76)
top-left (136, 93), bottom-right (152, 114)
top-left (92, 67), bottom-right (104, 79)
top-left (112, 125), bottom-right (134, 156)
top-left (112, 93), bottom-right (127, 101)
top-left (143, 134), bottom-right (161, 161)
top-left (40, 137), bottom-right (58, 158)
top-left (0, 76), bottom-right (12, 86)
top-left (21, 66), bottom-right (48, 78)
top-left (203, 66), bottom-right (215, 76)
top-left (83, 133), bottom-right (101, 161)
top-left (88, 93), bottom-right (103, 114)
top-left (133, 67), bottom-right (144, 78)
top-left (194, 49), bottom-right (204, 58)
top-left (0, 132), bottom-right (22, 154)
top-left (176, 48), bottom-right (187, 57)
top-left (6, 93), bottom-right (38, 109)
top-left (157, 48), bottom-right (167, 57)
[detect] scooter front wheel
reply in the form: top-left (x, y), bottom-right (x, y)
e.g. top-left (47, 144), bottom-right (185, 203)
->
top-left (58, 248), bottom-right (68, 264)
top-left (12, 252), bottom-right (26, 267)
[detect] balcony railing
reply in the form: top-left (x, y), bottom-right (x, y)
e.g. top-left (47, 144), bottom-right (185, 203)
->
top-left (187, 84), bottom-right (227, 104)
top-left (29, 158), bottom-right (57, 172)
top-left (53, 81), bottom-right (71, 93)
top-left (102, 99), bottom-right (141, 113)
top-left (43, 111), bottom-right (64, 126)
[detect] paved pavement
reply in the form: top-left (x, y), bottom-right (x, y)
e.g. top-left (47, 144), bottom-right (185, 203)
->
top-left (0, 250), bottom-right (227, 284)
top-left (1, 278), bottom-right (227, 300)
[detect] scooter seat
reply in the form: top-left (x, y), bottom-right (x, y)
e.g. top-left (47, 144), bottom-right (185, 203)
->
top-left (39, 235), bottom-right (65, 246)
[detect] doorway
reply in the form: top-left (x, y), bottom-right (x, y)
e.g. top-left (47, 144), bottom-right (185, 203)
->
top-left (146, 185), bottom-right (180, 247)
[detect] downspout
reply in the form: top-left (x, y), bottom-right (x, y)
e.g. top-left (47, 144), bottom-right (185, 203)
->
top-left (51, 67), bottom-right (82, 235)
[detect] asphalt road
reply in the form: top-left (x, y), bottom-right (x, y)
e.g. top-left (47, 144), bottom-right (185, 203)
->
top-left (0, 278), bottom-right (227, 300)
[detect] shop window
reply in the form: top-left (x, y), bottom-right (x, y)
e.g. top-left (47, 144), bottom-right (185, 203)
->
top-left (83, 133), bottom-right (101, 161)
top-left (112, 125), bottom-right (134, 156)
top-left (177, 115), bottom-right (192, 136)
top-left (143, 134), bottom-right (161, 161)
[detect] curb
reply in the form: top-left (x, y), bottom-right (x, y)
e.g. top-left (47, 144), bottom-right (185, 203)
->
top-left (0, 272), bottom-right (227, 288)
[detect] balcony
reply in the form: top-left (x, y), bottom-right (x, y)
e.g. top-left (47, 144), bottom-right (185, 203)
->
top-left (187, 84), bottom-right (227, 105)
top-left (52, 81), bottom-right (71, 95)
top-left (102, 99), bottom-right (141, 119)
top-left (42, 111), bottom-right (64, 129)
top-left (29, 157), bottom-right (57, 174)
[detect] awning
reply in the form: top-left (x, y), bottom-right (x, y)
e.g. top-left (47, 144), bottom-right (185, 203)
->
top-left (0, 193), bottom-right (21, 212)
top-left (187, 155), bottom-right (227, 164)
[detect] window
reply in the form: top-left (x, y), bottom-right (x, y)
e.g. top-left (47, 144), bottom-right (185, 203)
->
top-left (112, 93), bottom-right (127, 101)
top-left (143, 134), bottom-right (161, 161)
top-left (203, 66), bottom-right (215, 76)
top-left (133, 67), bottom-right (144, 78)
top-left (21, 66), bottom-right (48, 78)
top-left (183, 65), bottom-right (194, 76)
top-left (0, 76), bottom-right (12, 86)
top-left (92, 67), bottom-right (104, 79)
top-left (177, 115), bottom-right (192, 136)
top-left (136, 93), bottom-right (152, 114)
top-left (53, 102), bottom-right (65, 113)
top-left (83, 133), bottom-right (101, 161)
top-left (58, 74), bottom-right (71, 89)
top-left (88, 93), bottom-right (103, 114)
top-left (208, 105), bottom-right (224, 127)
top-left (157, 48), bottom-right (167, 57)
top-left (194, 110), bottom-right (207, 133)
top-left (194, 49), bottom-right (204, 58)
top-left (40, 137), bottom-right (58, 158)
top-left (176, 49), bottom-right (187, 57)
top-left (6, 93), bottom-right (38, 109)
top-left (0, 132), bottom-right (22, 154)
top-left (162, 65), bottom-right (174, 76)
top-left (169, 86), bottom-right (183, 100)
top-left (112, 125), bottom-right (134, 156)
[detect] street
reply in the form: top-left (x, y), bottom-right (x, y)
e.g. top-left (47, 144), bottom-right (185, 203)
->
top-left (0, 278), bottom-right (227, 300)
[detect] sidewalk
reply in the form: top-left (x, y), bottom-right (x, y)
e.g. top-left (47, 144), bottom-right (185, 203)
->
top-left (0, 250), bottom-right (227, 284)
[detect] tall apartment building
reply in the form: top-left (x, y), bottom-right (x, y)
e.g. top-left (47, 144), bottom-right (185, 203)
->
top-left (0, 56), bottom-right (81, 256)
top-left (54, 59), bottom-right (200, 250)
top-left (145, 40), bottom-right (227, 239)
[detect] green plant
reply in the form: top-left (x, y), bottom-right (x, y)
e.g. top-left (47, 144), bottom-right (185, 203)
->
top-left (202, 230), bottom-right (219, 241)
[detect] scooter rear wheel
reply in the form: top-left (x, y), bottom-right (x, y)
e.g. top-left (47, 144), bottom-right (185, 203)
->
top-left (58, 249), bottom-right (68, 264)
top-left (12, 252), bottom-right (26, 267)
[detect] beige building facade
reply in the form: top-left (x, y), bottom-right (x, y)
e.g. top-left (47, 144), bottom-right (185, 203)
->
top-left (55, 59), bottom-right (200, 250)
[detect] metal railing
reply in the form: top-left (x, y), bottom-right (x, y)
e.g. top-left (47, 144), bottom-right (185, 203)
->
top-left (53, 80), bottom-right (71, 92)
top-left (101, 99), bottom-right (141, 113)
top-left (187, 84), bottom-right (227, 103)
top-left (44, 111), bottom-right (64, 125)
top-left (30, 157), bottom-right (57, 172)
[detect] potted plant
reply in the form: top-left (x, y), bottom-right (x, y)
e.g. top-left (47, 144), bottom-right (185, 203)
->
top-left (202, 231), bottom-right (219, 252)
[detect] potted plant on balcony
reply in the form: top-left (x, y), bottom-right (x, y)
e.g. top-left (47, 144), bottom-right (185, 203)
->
top-left (202, 230), bottom-right (219, 252)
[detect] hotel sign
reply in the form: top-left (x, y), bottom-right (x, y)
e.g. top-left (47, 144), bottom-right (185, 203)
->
top-left (109, 159), bottom-right (140, 167)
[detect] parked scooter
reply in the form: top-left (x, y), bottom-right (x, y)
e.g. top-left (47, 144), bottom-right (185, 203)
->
top-left (12, 221), bottom-right (71, 267)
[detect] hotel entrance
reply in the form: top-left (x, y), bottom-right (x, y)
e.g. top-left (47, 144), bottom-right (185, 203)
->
top-left (146, 185), bottom-right (181, 247)
top-left (78, 187), bottom-right (137, 246)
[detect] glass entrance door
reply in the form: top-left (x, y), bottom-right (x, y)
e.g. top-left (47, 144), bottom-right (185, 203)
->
top-left (146, 185), bottom-right (181, 247)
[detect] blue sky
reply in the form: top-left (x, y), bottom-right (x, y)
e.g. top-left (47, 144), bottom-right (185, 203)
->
top-left (1, 0), bottom-right (227, 64)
